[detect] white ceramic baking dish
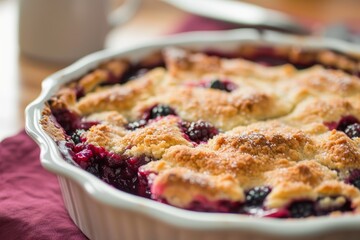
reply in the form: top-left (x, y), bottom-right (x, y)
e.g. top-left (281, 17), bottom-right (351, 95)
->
top-left (25, 29), bottom-right (360, 240)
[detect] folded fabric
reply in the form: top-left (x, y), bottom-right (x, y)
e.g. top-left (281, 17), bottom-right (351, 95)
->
top-left (0, 130), bottom-right (86, 240)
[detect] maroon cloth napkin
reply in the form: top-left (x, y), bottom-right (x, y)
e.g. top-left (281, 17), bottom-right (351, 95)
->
top-left (0, 130), bottom-right (86, 240)
top-left (0, 15), bottom-right (232, 240)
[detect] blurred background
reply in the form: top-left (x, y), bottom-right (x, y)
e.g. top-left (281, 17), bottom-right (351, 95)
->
top-left (1, 0), bottom-right (360, 140)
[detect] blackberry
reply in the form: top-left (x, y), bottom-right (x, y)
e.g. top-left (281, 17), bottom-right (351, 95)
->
top-left (86, 163), bottom-right (100, 178)
top-left (336, 116), bottom-right (359, 132)
top-left (208, 80), bottom-right (237, 92)
top-left (71, 129), bottom-right (85, 144)
top-left (148, 104), bottom-right (176, 119)
top-left (209, 80), bottom-right (227, 91)
top-left (344, 123), bottom-right (360, 139)
top-left (245, 186), bottom-right (271, 206)
top-left (181, 120), bottom-right (219, 144)
top-left (126, 119), bottom-right (147, 130)
top-left (346, 169), bottom-right (360, 189)
top-left (353, 178), bottom-right (360, 189)
top-left (288, 201), bottom-right (315, 218)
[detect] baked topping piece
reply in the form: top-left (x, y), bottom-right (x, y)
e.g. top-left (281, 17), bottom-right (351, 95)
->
top-left (41, 46), bottom-right (360, 218)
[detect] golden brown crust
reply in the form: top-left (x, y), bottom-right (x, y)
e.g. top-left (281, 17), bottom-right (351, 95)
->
top-left (318, 131), bottom-right (360, 170)
top-left (293, 66), bottom-right (360, 97)
top-left (78, 69), bottom-right (109, 94)
top-left (152, 168), bottom-right (244, 207)
top-left (49, 87), bottom-right (78, 111)
top-left (76, 68), bottom-right (165, 117)
top-left (41, 47), bottom-right (360, 213)
top-left (86, 116), bottom-right (192, 159)
top-left (40, 105), bottom-right (66, 141)
top-left (136, 87), bottom-right (290, 130)
top-left (75, 59), bottom-right (131, 95)
top-left (99, 59), bottom-right (130, 78)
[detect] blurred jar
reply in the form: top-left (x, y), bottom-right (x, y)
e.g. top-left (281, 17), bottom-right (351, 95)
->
top-left (18, 0), bottom-right (141, 63)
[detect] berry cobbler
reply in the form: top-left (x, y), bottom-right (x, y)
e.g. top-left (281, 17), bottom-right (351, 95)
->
top-left (41, 45), bottom-right (360, 218)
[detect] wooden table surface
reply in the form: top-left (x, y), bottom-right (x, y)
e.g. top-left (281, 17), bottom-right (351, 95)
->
top-left (1, 0), bottom-right (359, 140)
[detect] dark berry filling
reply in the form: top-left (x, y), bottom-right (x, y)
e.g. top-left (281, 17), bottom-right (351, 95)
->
top-left (101, 65), bottom-right (150, 86)
top-left (127, 68), bottom-right (149, 81)
top-left (137, 169), bottom-right (156, 198)
top-left (102, 70), bottom-right (119, 85)
top-left (51, 108), bottom-right (80, 134)
top-left (75, 86), bottom-right (85, 99)
top-left (286, 197), bottom-right (353, 218)
top-left (208, 79), bottom-right (237, 92)
top-left (186, 198), bottom-right (240, 213)
top-left (245, 186), bottom-right (271, 206)
top-left (143, 104), bottom-right (177, 120)
top-left (288, 200), bottom-right (315, 218)
top-left (50, 107), bottom-right (98, 135)
top-left (71, 129), bottom-right (85, 144)
top-left (187, 79), bottom-right (238, 92)
top-left (128, 104), bottom-right (177, 130)
top-left (105, 67), bottom-right (148, 85)
top-left (126, 119), bottom-right (148, 131)
top-left (261, 209), bottom-right (289, 218)
top-left (163, 195), bottom-right (353, 218)
top-left (181, 120), bottom-right (219, 144)
top-left (336, 116), bottom-right (359, 132)
top-left (325, 115), bottom-right (360, 139)
top-left (344, 123), bottom-right (360, 139)
top-left (65, 142), bottom-right (154, 196)
top-left (315, 196), bottom-right (352, 216)
top-left (346, 169), bottom-right (360, 189)
top-left (242, 46), bottom-right (291, 67)
top-left (239, 186), bottom-right (272, 216)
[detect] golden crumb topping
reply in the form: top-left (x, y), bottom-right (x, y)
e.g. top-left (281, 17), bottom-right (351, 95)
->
top-left (41, 47), bottom-right (360, 215)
